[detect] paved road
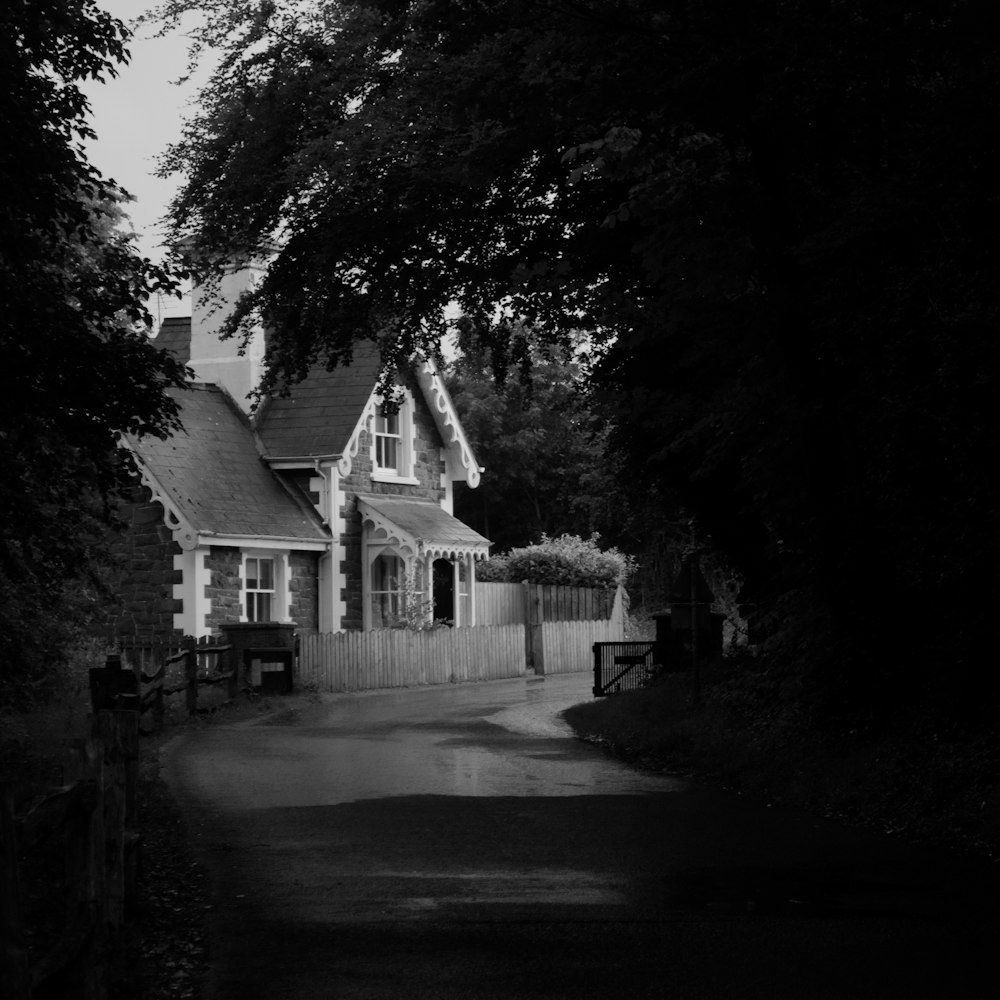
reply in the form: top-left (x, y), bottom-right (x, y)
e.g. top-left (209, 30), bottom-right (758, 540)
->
top-left (165, 674), bottom-right (999, 999)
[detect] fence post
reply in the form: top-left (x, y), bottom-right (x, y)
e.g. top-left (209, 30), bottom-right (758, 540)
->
top-left (151, 663), bottom-right (165, 733)
top-left (611, 585), bottom-right (626, 637)
top-left (522, 581), bottom-right (545, 674)
top-left (224, 640), bottom-right (238, 701)
top-left (65, 736), bottom-right (105, 1000)
top-left (0, 784), bottom-right (29, 1000)
top-left (119, 710), bottom-right (140, 915)
top-left (93, 713), bottom-right (127, 933)
top-left (533, 584), bottom-right (545, 674)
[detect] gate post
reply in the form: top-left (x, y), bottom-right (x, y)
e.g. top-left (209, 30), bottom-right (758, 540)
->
top-left (0, 784), bottom-right (29, 1000)
top-left (522, 581), bottom-right (544, 675)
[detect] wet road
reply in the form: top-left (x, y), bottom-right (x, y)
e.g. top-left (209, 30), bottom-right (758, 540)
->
top-left (165, 674), bottom-right (999, 999)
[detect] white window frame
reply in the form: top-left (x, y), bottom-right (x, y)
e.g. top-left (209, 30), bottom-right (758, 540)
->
top-left (241, 551), bottom-right (291, 623)
top-left (363, 546), bottom-right (432, 630)
top-left (370, 551), bottom-right (405, 628)
top-left (371, 389), bottom-right (418, 484)
top-left (375, 408), bottom-right (402, 473)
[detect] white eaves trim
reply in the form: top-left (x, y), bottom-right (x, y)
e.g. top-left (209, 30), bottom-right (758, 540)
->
top-left (415, 357), bottom-right (482, 488)
top-left (129, 451), bottom-right (199, 551)
top-left (193, 533), bottom-right (329, 551)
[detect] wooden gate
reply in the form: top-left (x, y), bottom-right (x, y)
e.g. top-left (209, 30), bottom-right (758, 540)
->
top-left (592, 641), bottom-right (657, 696)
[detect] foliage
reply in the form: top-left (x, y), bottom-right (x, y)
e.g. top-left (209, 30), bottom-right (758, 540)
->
top-left (479, 534), bottom-right (633, 589)
top-left (564, 661), bottom-right (1000, 863)
top-left (447, 329), bottom-right (620, 550)
top-left (383, 570), bottom-right (450, 631)
top-left (447, 328), bottom-right (697, 601)
top-left (147, 1), bottom-right (999, 726)
top-left (0, 1), bottom-right (189, 705)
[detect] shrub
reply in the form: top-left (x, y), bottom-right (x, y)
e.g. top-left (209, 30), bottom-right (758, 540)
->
top-left (480, 534), bottom-right (634, 588)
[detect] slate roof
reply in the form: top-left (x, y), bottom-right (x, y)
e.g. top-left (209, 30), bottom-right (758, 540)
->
top-left (133, 384), bottom-right (327, 541)
top-left (152, 316), bottom-right (192, 363)
top-left (255, 341), bottom-right (382, 459)
top-left (357, 495), bottom-right (491, 552)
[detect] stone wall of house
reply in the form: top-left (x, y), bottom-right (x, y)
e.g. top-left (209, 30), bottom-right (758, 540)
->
top-left (340, 513), bottom-right (365, 631)
top-left (289, 551), bottom-right (319, 632)
top-left (204, 547), bottom-right (319, 635)
top-left (105, 485), bottom-right (183, 640)
top-left (337, 373), bottom-right (448, 630)
top-left (205, 546), bottom-right (242, 634)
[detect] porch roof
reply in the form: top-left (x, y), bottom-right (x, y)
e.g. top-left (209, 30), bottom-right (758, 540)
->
top-left (357, 495), bottom-right (491, 562)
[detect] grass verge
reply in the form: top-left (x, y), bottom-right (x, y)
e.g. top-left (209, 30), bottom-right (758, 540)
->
top-left (563, 661), bottom-right (1000, 862)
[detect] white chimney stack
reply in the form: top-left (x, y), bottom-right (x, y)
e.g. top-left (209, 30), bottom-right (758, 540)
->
top-left (187, 260), bottom-right (266, 413)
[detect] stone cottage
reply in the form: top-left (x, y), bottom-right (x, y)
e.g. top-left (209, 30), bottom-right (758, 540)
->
top-left (109, 261), bottom-right (490, 643)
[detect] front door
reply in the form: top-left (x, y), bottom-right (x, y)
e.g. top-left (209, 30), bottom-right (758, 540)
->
top-left (432, 559), bottom-right (455, 625)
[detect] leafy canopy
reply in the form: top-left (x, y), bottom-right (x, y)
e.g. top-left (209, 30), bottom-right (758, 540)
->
top-left (146, 0), bottom-right (671, 382)
top-left (0, 1), bottom-right (189, 702)
top-left (446, 328), bottom-right (620, 551)
top-left (150, 1), bottom-right (1000, 723)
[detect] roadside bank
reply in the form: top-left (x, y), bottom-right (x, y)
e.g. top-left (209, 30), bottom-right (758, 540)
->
top-left (562, 667), bottom-right (1000, 863)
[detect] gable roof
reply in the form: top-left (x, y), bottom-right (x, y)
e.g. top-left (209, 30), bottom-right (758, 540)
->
top-left (129, 384), bottom-right (327, 544)
top-left (147, 316), bottom-right (481, 485)
top-left (255, 342), bottom-right (383, 460)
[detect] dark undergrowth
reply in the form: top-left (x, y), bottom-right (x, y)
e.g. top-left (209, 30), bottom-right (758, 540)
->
top-left (1, 681), bottom-right (326, 999)
top-left (563, 657), bottom-right (1000, 863)
top-left (1, 690), bottom-right (215, 999)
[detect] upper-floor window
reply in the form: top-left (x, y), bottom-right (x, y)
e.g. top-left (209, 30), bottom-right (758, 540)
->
top-left (371, 392), bottom-right (417, 483)
top-left (375, 406), bottom-right (402, 474)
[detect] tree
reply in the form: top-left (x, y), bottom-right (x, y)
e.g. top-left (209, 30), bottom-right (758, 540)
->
top-left (446, 328), bottom-right (617, 550)
top-left (0, 1), bottom-right (189, 703)
top-left (447, 328), bottom-right (707, 607)
top-left (149, 1), bottom-right (999, 724)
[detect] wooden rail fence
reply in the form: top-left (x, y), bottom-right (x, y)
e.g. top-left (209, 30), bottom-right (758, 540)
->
top-left (1, 708), bottom-right (139, 1000)
top-left (119, 636), bottom-right (234, 727)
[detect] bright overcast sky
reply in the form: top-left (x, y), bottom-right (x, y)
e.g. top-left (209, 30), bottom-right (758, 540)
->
top-left (82, 0), bottom-right (208, 321)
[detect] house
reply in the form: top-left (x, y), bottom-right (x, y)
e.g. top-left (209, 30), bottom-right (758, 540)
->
top-left (109, 261), bottom-right (490, 643)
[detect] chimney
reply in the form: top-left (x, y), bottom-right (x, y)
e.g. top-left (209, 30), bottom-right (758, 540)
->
top-left (188, 259), bottom-right (266, 413)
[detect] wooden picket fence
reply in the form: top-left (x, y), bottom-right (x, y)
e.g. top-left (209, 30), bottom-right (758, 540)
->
top-left (1, 710), bottom-right (138, 1000)
top-left (537, 618), bottom-right (627, 675)
top-left (476, 582), bottom-right (617, 625)
top-left (298, 589), bottom-right (626, 693)
top-left (298, 623), bottom-right (527, 692)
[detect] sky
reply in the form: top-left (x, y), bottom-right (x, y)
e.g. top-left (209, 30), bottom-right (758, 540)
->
top-left (80, 2), bottom-right (460, 341)
top-left (82, 0), bottom-right (207, 322)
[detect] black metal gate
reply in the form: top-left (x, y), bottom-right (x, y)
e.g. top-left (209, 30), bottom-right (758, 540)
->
top-left (592, 641), bottom-right (657, 696)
